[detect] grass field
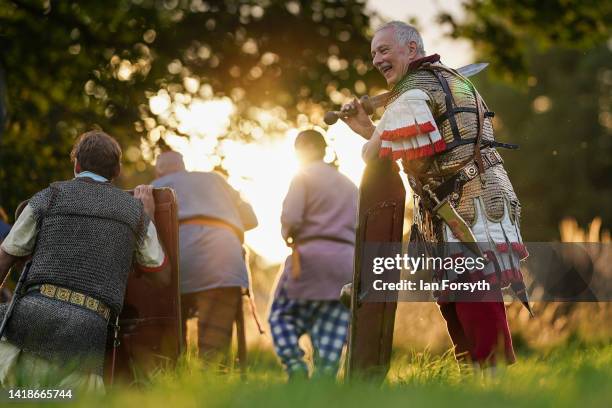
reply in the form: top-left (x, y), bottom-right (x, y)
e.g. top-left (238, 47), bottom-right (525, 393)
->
top-left (25, 340), bottom-right (605, 408)
top-left (7, 219), bottom-right (610, 407)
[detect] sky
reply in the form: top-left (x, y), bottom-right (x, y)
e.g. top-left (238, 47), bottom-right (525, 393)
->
top-left (367, 0), bottom-right (473, 68)
top-left (157, 1), bottom-right (474, 264)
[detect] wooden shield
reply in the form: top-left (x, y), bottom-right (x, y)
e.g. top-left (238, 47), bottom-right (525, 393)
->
top-left (104, 187), bottom-right (182, 384)
top-left (346, 159), bottom-right (405, 381)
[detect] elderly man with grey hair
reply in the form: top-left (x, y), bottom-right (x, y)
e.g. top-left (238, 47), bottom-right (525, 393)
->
top-left (341, 21), bottom-right (526, 369)
top-left (152, 151), bottom-right (258, 364)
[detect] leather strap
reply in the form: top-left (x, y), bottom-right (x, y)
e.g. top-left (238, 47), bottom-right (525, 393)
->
top-left (473, 91), bottom-right (486, 177)
top-left (294, 235), bottom-right (355, 246)
top-left (180, 216), bottom-right (244, 243)
top-left (443, 138), bottom-right (519, 150)
top-left (290, 244), bottom-right (301, 280)
top-left (424, 65), bottom-right (518, 154)
top-left (434, 149), bottom-right (504, 202)
top-left (429, 69), bottom-right (462, 144)
top-left (287, 235), bottom-right (354, 279)
top-left (435, 108), bottom-right (494, 124)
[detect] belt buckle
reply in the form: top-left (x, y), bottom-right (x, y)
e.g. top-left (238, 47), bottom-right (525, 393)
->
top-left (85, 297), bottom-right (100, 312)
top-left (489, 150), bottom-right (500, 165)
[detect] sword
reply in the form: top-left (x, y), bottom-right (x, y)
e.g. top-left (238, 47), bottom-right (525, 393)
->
top-left (511, 281), bottom-right (534, 317)
top-left (422, 185), bottom-right (485, 259)
top-left (456, 62), bottom-right (489, 78)
top-left (0, 260), bottom-right (31, 340)
top-left (324, 62), bottom-right (489, 125)
top-left (422, 184), bottom-right (535, 315)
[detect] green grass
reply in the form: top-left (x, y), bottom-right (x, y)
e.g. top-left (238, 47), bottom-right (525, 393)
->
top-left (30, 342), bottom-right (607, 408)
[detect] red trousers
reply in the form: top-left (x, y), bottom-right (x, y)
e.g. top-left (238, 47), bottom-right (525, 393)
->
top-left (439, 301), bottom-right (516, 365)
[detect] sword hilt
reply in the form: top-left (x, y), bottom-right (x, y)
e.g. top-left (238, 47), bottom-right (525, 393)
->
top-left (422, 184), bottom-right (440, 205)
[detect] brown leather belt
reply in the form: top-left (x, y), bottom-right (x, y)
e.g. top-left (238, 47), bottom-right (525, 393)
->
top-left (408, 149), bottom-right (503, 206)
top-left (287, 235), bottom-right (354, 280)
top-left (180, 216), bottom-right (244, 243)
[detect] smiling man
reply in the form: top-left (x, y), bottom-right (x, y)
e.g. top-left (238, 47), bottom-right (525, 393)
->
top-left (341, 21), bottom-right (528, 370)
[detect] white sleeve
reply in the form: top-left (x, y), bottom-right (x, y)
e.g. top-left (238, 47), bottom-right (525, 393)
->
top-left (134, 222), bottom-right (167, 271)
top-left (0, 204), bottom-right (37, 257)
top-left (361, 129), bottom-right (383, 162)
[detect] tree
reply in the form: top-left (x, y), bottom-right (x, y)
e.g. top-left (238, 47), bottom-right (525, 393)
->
top-left (474, 46), bottom-right (611, 240)
top-left (439, 0), bottom-right (611, 80)
top-left (0, 0), bottom-right (381, 216)
top-left (441, 1), bottom-right (612, 240)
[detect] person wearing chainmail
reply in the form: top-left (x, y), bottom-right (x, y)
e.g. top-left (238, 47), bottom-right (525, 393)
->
top-left (269, 130), bottom-right (358, 379)
top-left (0, 207), bottom-right (12, 303)
top-left (0, 130), bottom-right (170, 392)
top-left (341, 22), bottom-right (527, 368)
top-left (152, 151), bottom-right (258, 364)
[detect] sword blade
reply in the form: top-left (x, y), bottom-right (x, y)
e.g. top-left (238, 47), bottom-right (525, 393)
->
top-left (456, 62), bottom-right (489, 78)
top-left (434, 200), bottom-right (484, 258)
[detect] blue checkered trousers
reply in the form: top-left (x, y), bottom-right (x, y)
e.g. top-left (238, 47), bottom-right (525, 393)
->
top-left (269, 292), bottom-right (350, 378)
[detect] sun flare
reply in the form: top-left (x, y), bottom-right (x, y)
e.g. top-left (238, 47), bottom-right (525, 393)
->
top-left (157, 98), bottom-right (366, 264)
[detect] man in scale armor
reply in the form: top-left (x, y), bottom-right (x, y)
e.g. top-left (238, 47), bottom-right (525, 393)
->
top-left (342, 21), bottom-right (528, 367)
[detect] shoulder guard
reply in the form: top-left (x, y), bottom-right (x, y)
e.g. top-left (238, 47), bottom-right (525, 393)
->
top-left (377, 89), bottom-right (446, 161)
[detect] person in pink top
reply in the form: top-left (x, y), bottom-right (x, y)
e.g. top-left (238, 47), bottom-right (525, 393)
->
top-left (269, 129), bottom-right (358, 379)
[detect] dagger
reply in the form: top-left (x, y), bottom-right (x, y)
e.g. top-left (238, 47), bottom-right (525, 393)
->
top-left (422, 184), bottom-right (485, 259)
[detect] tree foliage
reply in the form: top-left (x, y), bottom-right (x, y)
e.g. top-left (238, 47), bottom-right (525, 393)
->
top-left (0, 0), bottom-right (381, 216)
top-left (443, 0), bottom-right (612, 239)
top-left (439, 0), bottom-right (611, 80)
top-left (474, 46), bottom-right (611, 240)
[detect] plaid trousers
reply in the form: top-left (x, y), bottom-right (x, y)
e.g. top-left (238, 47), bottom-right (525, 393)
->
top-left (269, 295), bottom-right (350, 376)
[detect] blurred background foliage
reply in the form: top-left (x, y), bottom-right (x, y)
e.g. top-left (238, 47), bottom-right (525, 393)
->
top-left (440, 0), bottom-right (611, 240)
top-left (438, 0), bottom-right (611, 80)
top-left (0, 0), bottom-right (610, 381)
top-left (0, 0), bottom-right (381, 213)
top-left (0, 0), bottom-right (610, 242)
top-left (474, 45), bottom-right (611, 240)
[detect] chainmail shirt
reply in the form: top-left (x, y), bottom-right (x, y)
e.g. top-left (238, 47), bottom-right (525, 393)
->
top-left (0, 178), bottom-right (149, 374)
